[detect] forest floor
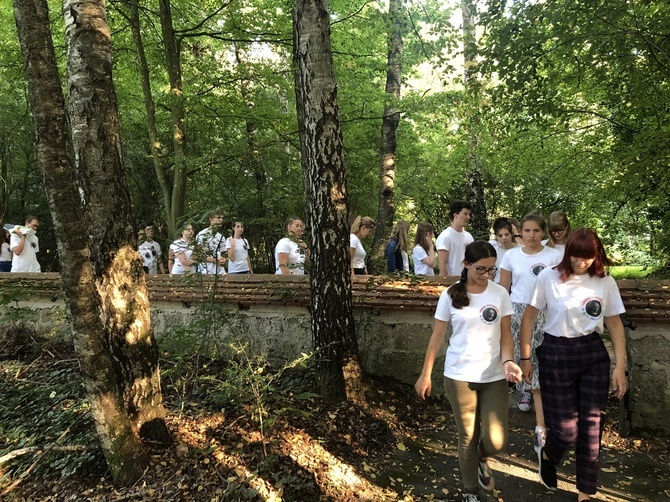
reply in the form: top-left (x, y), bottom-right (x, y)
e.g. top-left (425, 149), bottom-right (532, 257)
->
top-left (1, 329), bottom-right (669, 502)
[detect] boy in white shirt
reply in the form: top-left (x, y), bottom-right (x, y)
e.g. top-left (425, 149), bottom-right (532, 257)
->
top-left (436, 201), bottom-right (474, 277)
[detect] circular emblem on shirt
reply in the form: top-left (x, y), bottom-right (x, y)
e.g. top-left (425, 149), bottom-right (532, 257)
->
top-left (582, 297), bottom-right (603, 320)
top-left (531, 263), bottom-right (546, 276)
top-left (480, 305), bottom-right (499, 325)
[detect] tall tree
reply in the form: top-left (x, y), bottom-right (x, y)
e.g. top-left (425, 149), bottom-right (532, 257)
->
top-left (14, 0), bottom-right (169, 485)
top-left (372, 0), bottom-right (404, 268)
top-left (460, 0), bottom-right (488, 239)
top-left (293, 0), bottom-right (363, 402)
top-left (158, 0), bottom-right (187, 235)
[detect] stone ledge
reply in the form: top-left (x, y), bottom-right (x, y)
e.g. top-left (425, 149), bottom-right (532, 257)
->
top-left (1, 273), bottom-right (669, 322)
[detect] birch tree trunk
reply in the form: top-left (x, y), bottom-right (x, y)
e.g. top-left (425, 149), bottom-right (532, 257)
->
top-left (14, 0), bottom-right (154, 485)
top-left (293, 0), bottom-right (364, 403)
top-left (372, 0), bottom-right (404, 269)
top-left (63, 0), bottom-right (170, 443)
top-left (461, 0), bottom-right (488, 239)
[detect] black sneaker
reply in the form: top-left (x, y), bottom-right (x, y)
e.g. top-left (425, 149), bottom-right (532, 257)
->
top-left (477, 459), bottom-right (495, 491)
top-left (538, 448), bottom-right (557, 490)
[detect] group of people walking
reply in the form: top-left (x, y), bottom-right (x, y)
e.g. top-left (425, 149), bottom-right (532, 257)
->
top-left (416, 209), bottom-right (627, 502)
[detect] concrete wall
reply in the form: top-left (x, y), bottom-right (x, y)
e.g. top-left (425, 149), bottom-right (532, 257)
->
top-left (4, 297), bottom-right (669, 436)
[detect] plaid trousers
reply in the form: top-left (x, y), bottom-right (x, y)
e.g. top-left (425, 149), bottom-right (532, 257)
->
top-left (537, 332), bottom-right (610, 495)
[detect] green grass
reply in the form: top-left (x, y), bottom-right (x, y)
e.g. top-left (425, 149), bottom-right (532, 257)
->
top-left (609, 265), bottom-right (652, 280)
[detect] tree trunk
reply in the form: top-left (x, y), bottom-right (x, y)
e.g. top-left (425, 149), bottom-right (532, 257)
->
top-left (127, 0), bottom-right (175, 235)
top-left (461, 0), bottom-right (488, 240)
top-left (14, 0), bottom-right (153, 486)
top-left (158, 0), bottom-right (187, 230)
top-left (293, 0), bottom-right (364, 403)
top-left (63, 0), bottom-right (170, 443)
top-left (372, 0), bottom-right (404, 270)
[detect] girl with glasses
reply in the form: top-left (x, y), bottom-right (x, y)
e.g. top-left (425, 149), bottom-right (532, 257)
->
top-left (415, 241), bottom-right (522, 502)
top-left (543, 211), bottom-right (572, 259)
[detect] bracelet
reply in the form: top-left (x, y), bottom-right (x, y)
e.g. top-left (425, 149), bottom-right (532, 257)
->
top-left (520, 357), bottom-right (531, 361)
top-left (502, 359), bottom-right (514, 365)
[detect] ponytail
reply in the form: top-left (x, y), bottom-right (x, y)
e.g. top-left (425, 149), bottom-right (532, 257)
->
top-left (449, 267), bottom-right (470, 309)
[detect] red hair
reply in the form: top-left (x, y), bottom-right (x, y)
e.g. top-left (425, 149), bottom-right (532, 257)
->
top-left (556, 228), bottom-right (611, 281)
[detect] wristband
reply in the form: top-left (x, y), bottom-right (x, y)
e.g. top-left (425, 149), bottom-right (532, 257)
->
top-left (520, 357), bottom-right (531, 361)
top-left (502, 359), bottom-right (514, 365)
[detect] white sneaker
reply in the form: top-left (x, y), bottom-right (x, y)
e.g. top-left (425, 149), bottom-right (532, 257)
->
top-left (518, 390), bottom-right (533, 412)
top-left (534, 425), bottom-right (547, 457)
top-left (463, 494), bottom-right (481, 502)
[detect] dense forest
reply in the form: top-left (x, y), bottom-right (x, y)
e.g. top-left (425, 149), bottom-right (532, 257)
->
top-left (1, 0), bottom-right (669, 273)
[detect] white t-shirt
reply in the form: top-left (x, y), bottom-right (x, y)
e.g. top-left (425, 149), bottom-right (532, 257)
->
top-left (489, 240), bottom-right (520, 283)
top-left (9, 233), bottom-right (40, 272)
top-left (350, 233), bottom-right (366, 270)
top-left (226, 237), bottom-right (250, 273)
top-left (541, 240), bottom-right (566, 259)
top-left (169, 238), bottom-right (195, 274)
top-left (500, 246), bottom-right (562, 303)
top-left (530, 268), bottom-right (625, 338)
top-left (196, 228), bottom-right (226, 275)
top-left (435, 227), bottom-right (473, 276)
top-left (1, 242), bottom-right (12, 262)
top-left (435, 281), bottom-right (514, 383)
top-left (401, 250), bottom-right (409, 272)
top-left (412, 245), bottom-right (434, 276)
top-left (138, 240), bottom-right (162, 274)
top-left (275, 237), bottom-right (305, 275)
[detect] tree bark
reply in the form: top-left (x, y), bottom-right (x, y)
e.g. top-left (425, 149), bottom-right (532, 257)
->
top-left (158, 0), bottom-right (187, 231)
top-left (126, 0), bottom-right (175, 235)
top-left (14, 0), bottom-right (155, 486)
top-left (293, 0), bottom-right (364, 403)
top-left (461, 0), bottom-right (488, 240)
top-left (372, 0), bottom-right (404, 270)
top-left (63, 0), bottom-right (170, 444)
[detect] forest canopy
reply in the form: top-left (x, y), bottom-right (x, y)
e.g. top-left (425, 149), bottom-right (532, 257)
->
top-left (1, 0), bottom-right (668, 273)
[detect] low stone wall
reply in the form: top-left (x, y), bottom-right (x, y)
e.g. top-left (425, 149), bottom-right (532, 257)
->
top-left (2, 274), bottom-right (669, 436)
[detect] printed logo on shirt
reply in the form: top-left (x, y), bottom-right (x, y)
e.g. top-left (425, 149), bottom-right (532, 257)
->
top-left (479, 304), bottom-right (499, 325)
top-left (581, 296), bottom-right (603, 320)
top-left (530, 263), bottom-right (546, 276)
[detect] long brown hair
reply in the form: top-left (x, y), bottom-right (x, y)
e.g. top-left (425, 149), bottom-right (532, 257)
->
top-left (556, 228), bottom-right (611, 281)
top-left (449, 241), bottom-right (497, 309)
top-left (390, 220), bottom-right (410, 252)
top-left (414, 222), bottom-right (434, 253)
top-left (546, 211), bottom-right (572, 248)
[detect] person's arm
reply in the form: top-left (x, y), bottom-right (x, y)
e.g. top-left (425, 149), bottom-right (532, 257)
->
top-left (500, 315), bottom-right (523, 382)
top-left (10, 234), bottom-right (27, 256)
top-left (175, 251), bottom-right (195, 267)
top-left (349, 245), bottom-right (356, 276)
top-left (278, 252), bottom-right (290, 275)
top-left (519, 305), bottom-right (540, 383)
top-left (437, 249), bottom-right (449, 277)
top-left (168, 249), bottom-right (174, 272)
top-left (246, 256), bottom-right (253, 274)
top-left (604, 314), bottom-right (627, 399)
top-left (415, 319), bottom-right (449, 399)
top-left (422, 243), bottom-right (436, 266)
top-left (499, 269), bottom-right (512, 292)
top-left (227, 237), bottom-right (236, 261)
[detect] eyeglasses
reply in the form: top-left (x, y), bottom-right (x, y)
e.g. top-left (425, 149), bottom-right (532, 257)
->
top-left (551, 228), bottom-right (566, 233)
top-left (475, 266), bottom-right (498, 276)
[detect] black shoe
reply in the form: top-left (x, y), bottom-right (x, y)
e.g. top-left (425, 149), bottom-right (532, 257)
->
top-left (477, 459), bottom-right (495, 491)
top-left (538, 448), bottom-right (557, 490)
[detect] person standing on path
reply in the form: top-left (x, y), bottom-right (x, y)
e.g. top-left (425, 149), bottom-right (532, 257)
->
top-left (10, 215), bottom-right (41, 273)
top-left (435, 201), bottom-right (473, 278)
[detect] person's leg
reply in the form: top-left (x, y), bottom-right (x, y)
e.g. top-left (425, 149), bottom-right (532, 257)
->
top-left (478, 379), bottom-right (509, 457)
top-left (511, 303), bottom-right (532, 410)
top-left (575, 336), bottom-right (610, 497)
top-left (530, 313), bottom-right (547, 451)
top-left (444, 377), bottom-right (480, 495)
top-left (536, 336), bottom-right (580, 484)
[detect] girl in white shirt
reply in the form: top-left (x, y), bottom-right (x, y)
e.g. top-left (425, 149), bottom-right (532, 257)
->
top-left (488, 217), bottom-right (520, 283)
top-left (519, 228), bottom-right (627, 502)
top-left (349, 216), bottom-right (375, 275)
top-left (226, 220), bottom-right (253, 274)
top-left (500, 214), bottom-right (561, 452)
top-left (170, 224), bottom-right (197, 274)
top-left (416, 241), bottom-right (522, 501)
top-left (275, 217), bottom-right (309, 275)
top-left (412, 222), bottom-right (435, 276)
top-left (543, 210), bottom-right (572, 259)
